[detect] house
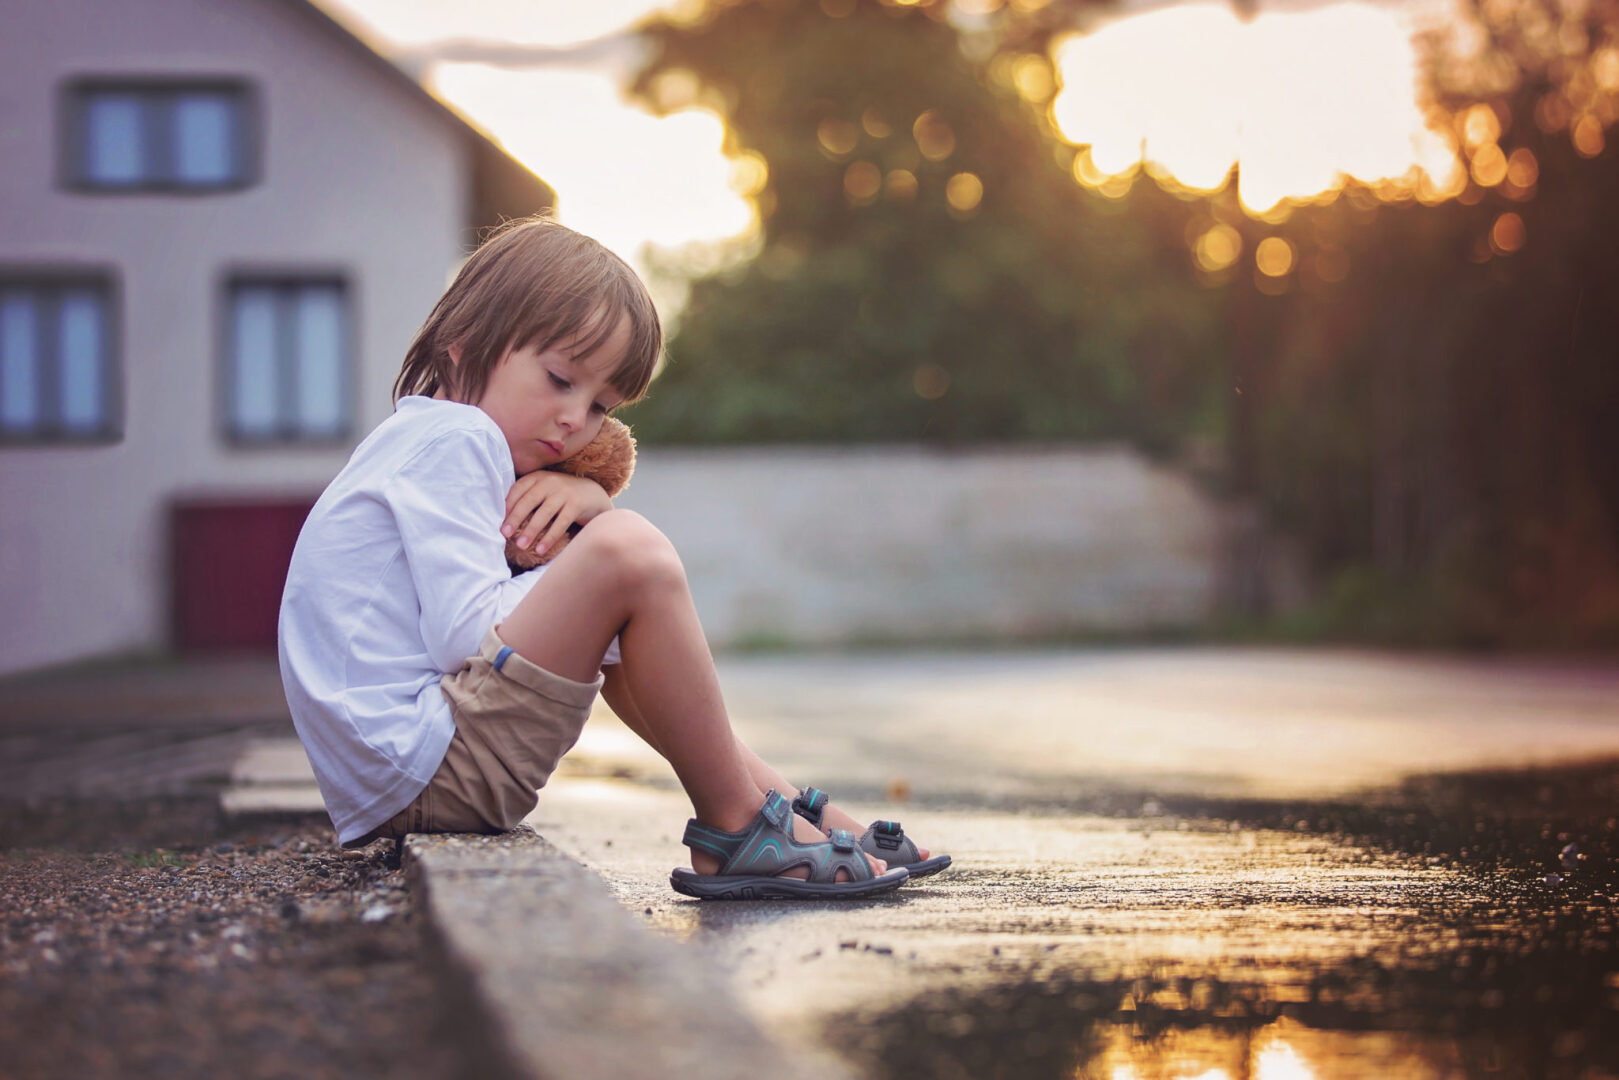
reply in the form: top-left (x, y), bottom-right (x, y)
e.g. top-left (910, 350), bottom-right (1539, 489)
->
top-left (0, 0), bottom-right (553, 676)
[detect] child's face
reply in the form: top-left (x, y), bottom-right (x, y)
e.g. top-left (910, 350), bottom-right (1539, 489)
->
top-left (473, 315), bottom-right (630, 476)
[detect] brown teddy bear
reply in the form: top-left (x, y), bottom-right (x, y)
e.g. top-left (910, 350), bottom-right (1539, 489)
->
top-left (505, 416), bottom-right (637, 571)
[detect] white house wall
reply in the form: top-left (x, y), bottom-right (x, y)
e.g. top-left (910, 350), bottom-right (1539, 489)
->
top-left (0, 0), bottom-right (467, 674)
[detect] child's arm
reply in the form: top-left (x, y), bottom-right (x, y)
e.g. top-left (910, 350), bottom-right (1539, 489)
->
top-left (501, 471), bottom-right (613, 557)
top-left (388, 429), bottom-right (555, 672)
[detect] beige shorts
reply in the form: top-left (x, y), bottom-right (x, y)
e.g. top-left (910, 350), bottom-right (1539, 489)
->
top-left (356, 628), bottom-right (603, 844)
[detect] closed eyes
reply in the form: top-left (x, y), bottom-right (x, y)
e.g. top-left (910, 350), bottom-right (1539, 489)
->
top-left (550, 370), bottom-right (616, 415)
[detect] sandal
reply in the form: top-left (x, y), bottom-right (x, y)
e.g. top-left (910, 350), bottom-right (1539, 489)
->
top-left (793, 787), bottom-right (953, 880)
top-left (670, 790), bottom-right (910, 901)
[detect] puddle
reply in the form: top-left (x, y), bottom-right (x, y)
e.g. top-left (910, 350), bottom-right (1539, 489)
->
top-left (840, 943), bottom-right (1619, 1079)
top-left (832, 759), bottom-right (1619, 1080)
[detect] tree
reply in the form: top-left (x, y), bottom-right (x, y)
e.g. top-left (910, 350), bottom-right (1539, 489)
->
top-left (621, 0), bottom-right (1222, 449)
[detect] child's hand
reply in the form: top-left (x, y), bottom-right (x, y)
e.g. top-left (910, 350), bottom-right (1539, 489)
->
top-left (502, 472), bottom-right (613, 557)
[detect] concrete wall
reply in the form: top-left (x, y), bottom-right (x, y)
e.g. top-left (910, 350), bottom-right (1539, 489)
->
top-left (0, 0), bottom-right (467, 674)
top-left (615, 446), bottom-right (1226, 647)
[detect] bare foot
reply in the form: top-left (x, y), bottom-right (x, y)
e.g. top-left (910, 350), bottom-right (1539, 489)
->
top-left (689, 799), bottom-right (887, 881)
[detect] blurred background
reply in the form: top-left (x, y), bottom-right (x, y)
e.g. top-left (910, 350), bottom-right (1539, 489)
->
top-left (3, 0), bottom-right (1617, 674)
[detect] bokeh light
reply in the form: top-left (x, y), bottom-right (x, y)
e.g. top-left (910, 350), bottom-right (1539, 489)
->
top-left (861, 107), bottom-right (893, 138)
top-left (844, 160), bottom-right (883, 203)
top-left (1255, 236), bottom-right (1295, 277)
top-left (946, 171), bottom-right (985, 214)
top-left (729, 152), bottom-right (769, 197)
top-left (1491, 210), bottom-right (1526, 254)
top-left (1460, 102), bottom-right (1502, 149)
top-left (818, 118), bottom-right (861, 157)
top-left (913, 110), bottom-right (958, 162)
top-left (1505, 147), bottom-right (1539, 188)
top-left (1471, 143), bottom-right (1508, 186)
top-left (1573, 114), bottom-right (1606, 156)
top-left (1194, 223), bottom-right (1243, 272)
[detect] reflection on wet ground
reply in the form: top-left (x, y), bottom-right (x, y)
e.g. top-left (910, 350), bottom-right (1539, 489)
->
top-left (540, 756), bottom-right (1618, 1080)
top-left (832, 761), bottom-right (1619, 1080)
top-left (841, 928), bottom-right (1618, 1079)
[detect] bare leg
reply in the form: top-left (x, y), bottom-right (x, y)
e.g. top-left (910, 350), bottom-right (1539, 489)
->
top-left (602, 666), bottom-right (923, 862)
top-left (501, 511), bottom-right (881, 878)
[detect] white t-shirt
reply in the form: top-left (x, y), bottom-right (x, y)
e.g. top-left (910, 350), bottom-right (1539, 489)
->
top-left (278, 395), bottom-right (619, 844)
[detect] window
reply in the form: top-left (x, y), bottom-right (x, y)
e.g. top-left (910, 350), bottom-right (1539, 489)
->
top-left (63, 79), bottom-right (257, 192)
top-left (0, 275), bottom-right (120, 444)
top-left (224, 278), bottom-right (351, 443)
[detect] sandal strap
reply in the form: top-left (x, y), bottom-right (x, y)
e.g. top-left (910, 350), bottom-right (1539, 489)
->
top-left (682, 819), bottom-right (742, 863)
top-left (860, 820), bottom-right (921, 863)
top-left (682, 790), bottom-right (794, 864)
top-left (811, 830), bottom-right (871, 883)
top-left (792, 787), bottom-right (830, 828)
top-left (683, 790), bottom-right (874, 884)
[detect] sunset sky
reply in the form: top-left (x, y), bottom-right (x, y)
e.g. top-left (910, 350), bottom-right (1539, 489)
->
top-left (315, 0), bottom-right (1462, 283)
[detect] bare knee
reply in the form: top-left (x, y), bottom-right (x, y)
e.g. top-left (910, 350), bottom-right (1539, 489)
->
top-left (571, 510), bottom-right (685, 594)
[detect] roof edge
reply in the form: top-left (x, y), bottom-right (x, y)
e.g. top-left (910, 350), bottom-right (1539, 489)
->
top-left (280, 0), bottom-right (555, 230)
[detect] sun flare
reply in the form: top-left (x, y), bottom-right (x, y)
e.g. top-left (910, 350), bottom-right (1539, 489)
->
top-left (1051, 2), bottom-right (1464, 213)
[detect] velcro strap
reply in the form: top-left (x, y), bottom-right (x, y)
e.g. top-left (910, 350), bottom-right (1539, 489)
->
top-left (761, 790), bottom-right (791, 830)
top-left (829, 829), bottom-right (856, 852)
top-left (874, 820), bottom-right (903, 836)
top-left (792, 787), bottom-right (829, 825)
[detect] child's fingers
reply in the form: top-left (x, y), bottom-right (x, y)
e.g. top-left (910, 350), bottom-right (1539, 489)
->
top-left (514, 494), bottom-right (561, 549)
top-left (505, 478), bottom-right (561, 537)
top-left (532, 504), bottom-right (577, 555)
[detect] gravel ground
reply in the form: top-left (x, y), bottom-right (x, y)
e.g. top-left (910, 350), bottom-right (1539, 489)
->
top-left (0, 799), bottom-right (463, 1080)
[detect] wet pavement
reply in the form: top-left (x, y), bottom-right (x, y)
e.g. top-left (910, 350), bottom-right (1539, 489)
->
top-left (537, 649), bottom-right (1619, 1080)
top-left (8, 646), bottom-right (1616, 1079)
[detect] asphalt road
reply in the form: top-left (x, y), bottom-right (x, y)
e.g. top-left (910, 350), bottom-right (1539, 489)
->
top-left (536, 648), bottom-right (1619, 1080)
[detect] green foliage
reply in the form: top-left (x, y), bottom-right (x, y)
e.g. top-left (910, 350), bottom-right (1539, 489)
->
top-left (622, 0), bottom-right (1223, 448)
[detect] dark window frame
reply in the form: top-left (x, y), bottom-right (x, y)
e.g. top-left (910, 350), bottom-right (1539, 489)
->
top-left (0, 267), bottom-right (123, 447)
top-left (219, 271), bottom-right (356, 447)
top-left (59, 76), bottom-right (262, 194)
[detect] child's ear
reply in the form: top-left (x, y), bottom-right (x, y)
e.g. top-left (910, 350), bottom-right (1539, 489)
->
top-left (446, 342), bottom-right (463, 366)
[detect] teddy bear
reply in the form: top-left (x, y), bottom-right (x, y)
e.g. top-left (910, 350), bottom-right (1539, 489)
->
top-left (505, 416), bottom-right (637, 572)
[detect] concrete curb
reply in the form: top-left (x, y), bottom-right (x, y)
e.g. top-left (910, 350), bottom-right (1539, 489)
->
top-left (406, 826), bottom-right (851, 1080)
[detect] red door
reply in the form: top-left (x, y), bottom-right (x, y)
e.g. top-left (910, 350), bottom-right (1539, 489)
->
top-left (171, 498), bottom-right (316, 651)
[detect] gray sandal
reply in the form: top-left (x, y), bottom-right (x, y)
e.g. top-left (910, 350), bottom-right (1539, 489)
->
top-left (793, 787), bottom-right (952, 880)
top-left (670, 789), bottom-right (910, 900)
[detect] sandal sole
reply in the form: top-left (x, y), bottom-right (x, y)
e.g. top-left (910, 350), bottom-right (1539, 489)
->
top-left (669, 867), bottom-right (909, 901)
top-left (897, 854), bottom-right (952, 880)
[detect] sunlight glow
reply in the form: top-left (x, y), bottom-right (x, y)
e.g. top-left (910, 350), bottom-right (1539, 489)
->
top-left (428, 63), bottom-right (755, 268)
top-left (1051, 2), bottom-right (1462, 214)
top-left (318, 0), bottom-right (679, 48)
top-left (1255, 1041), bottom-right (1317, 1080)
